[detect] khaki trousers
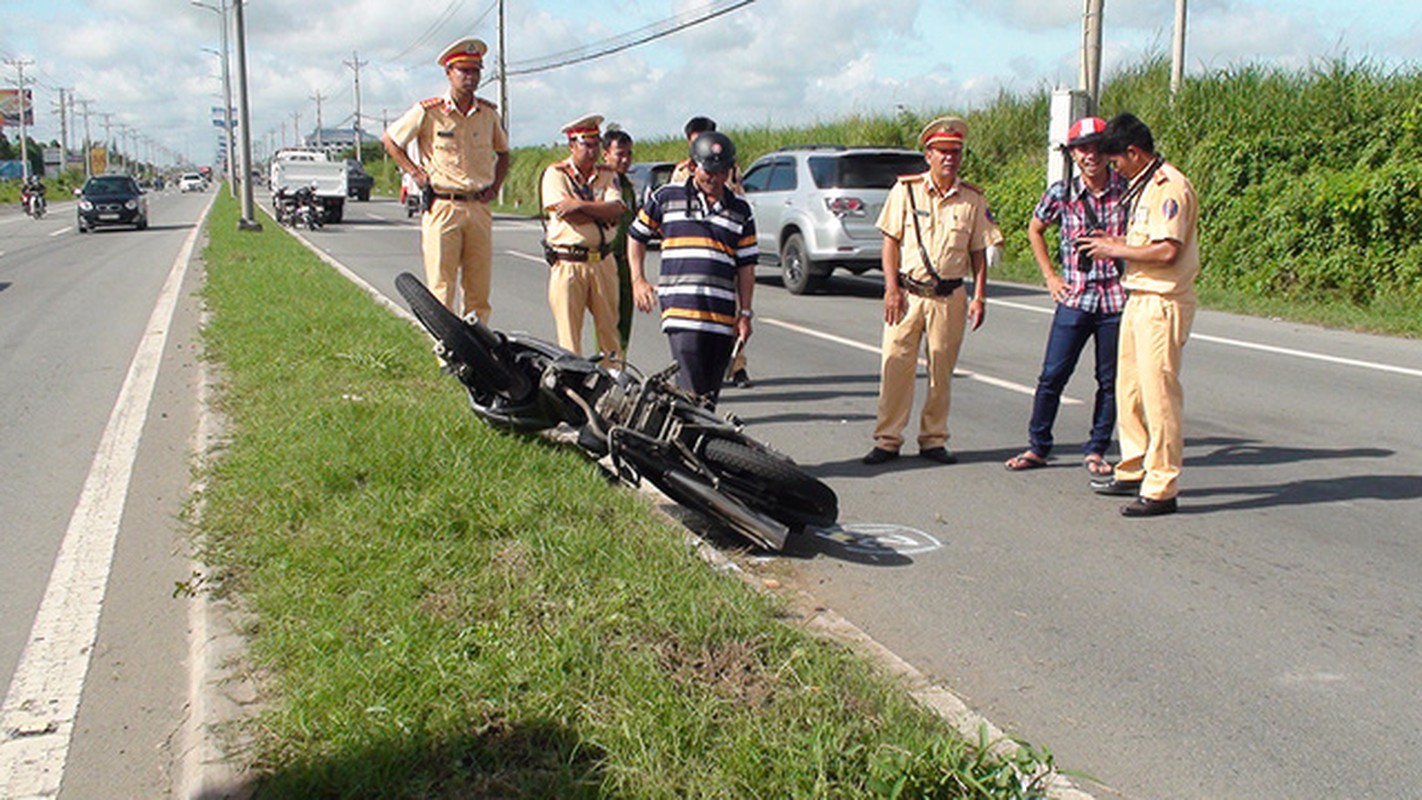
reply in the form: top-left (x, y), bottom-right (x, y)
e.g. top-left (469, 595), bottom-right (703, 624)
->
top-left (548, 256), bottom-right (622, 361)
top-left (873, 290), bottom-right (967, 451)
top-left (1114, 292), bottom-right (1195, 500)
top-left (421, 199), bottom-right (493, 321)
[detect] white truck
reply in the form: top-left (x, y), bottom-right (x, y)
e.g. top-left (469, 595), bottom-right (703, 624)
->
top-left (269, 149), bottom-right (348, 223)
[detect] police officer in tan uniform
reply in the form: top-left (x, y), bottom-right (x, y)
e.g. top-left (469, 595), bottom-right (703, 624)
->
top-left (382, 36), bottom-right (509, 321)
top-left (1078, 113), bottom-right (1200, 517)
top-left (863, 116), bottom-right (1003, 466)
top-left (540, 114), bottom-right (626, 362)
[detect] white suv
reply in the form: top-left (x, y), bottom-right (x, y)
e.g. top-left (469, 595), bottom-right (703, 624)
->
top-left (740, 146), bottom-right (927, 293)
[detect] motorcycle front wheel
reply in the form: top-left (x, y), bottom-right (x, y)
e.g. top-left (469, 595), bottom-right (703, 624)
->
top-left (394, 272), bottom-right (527, 401)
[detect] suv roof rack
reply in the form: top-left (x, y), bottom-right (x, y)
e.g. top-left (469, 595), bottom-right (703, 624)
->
top-left (776, 144), bottom-right (846, 152)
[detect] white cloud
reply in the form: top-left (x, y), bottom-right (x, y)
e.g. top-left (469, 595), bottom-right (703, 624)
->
top-left (5, 0), bottom-right (1418, 166)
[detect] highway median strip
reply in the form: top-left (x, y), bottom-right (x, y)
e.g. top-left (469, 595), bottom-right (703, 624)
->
top-left (195, 191), bottom-right (1076, 798)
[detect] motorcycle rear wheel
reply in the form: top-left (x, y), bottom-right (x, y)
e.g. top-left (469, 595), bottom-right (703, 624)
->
top-left (700, 438), bottom-right (838, 529)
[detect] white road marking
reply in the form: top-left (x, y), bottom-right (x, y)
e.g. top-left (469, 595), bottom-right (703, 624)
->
top-left (49, 228), bottom-right (69, 237)
top-left (759, 317), bottom-right (1075, 403)
top-left (505, 250), bottom-right (544, 265)
top-left (989, 297), bottom-right (1422, 378)
top-left (0, 193), bottom-right (215, 797)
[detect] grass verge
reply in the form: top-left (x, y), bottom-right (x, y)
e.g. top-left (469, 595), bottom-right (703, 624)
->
top-left (197, 193), bottom-right (1065, 797)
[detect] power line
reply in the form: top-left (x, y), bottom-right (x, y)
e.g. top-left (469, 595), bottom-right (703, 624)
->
top-left (497, 0), bottom-right (754, 78)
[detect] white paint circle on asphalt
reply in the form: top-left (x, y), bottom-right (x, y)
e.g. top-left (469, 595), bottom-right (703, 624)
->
top-left (813, 523), bottom-right (943, 555)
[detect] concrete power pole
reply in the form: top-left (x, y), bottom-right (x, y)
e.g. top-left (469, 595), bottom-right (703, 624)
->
top-left (497, 0), bottom-right (509, 204)
top-left (344, 51), bottom-right (368, 162)
top-left (53, 88), bottom-right (71, 173)
top-left (75, 98), bottom-right (94, 178)
top-left (1080, 0), bottom-right (1104, 113)
top-left (1171, 0), bottom-right (1188, 98)
top-left (311, 90), bottom-right (325, 149)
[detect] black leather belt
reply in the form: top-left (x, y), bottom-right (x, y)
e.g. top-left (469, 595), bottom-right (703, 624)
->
top-left (543, 242), bottom-right (611, 263)
top-left (898, 272), bottom-right (963, 298)
top-left (432, 191), bottom-right (479, 202)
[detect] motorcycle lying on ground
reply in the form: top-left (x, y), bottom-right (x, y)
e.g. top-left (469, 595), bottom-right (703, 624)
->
top-left (394, 272), bottom-right (838, 550)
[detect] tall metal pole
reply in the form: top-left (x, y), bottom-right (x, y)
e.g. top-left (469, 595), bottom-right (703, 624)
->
top-left (311, 90), bottom-right (325, 149)
top-left (1170, 0), bottom-right (1187, 97)
top-left (193, 0), bottom-right (236, 196)
top-left (233, 0), bottom-right (261, 229)
top-left (497, 0), bottom-right (508, 204)
top-left (76, 98), bottom-right (94, 178)
top-left (1080, 0), bottom-right (1104, 113)
top-left (344, 51), bottom-right (368, 163)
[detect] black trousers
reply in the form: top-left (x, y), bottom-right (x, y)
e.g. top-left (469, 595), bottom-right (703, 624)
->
top-left (666, 330), bottom-right (735, 405)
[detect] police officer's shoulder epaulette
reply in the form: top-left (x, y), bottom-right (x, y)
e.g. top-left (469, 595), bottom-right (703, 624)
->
top-left (595, 164), bottom-right (615, 173)
top-left (419, 97), bottom-right (444, 109)
top-left (1152, 168), bottom-right (1170, 185)
top-left (475, 96), bottom-right (498, 111)
top-left (897, 173), bottom-right (925, 184)
top-left (958, 180), bottom-right (985, 194)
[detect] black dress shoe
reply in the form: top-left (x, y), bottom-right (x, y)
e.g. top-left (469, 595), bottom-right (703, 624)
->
top-left (862, 447), bottom-right (900, 465)
top-left (1091, 477), bottom-right (1142, 496)
top-left (918, 446), bottom-right (958, 464)
top-left (1120, 496), bottom-right (1178, 517)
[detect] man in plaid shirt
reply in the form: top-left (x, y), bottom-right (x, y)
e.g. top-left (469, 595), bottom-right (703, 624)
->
top-left (1005, 116), bottom-right (1129, 475)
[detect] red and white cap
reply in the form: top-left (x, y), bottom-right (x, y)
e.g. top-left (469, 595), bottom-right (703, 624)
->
top-left (1065, 116), bottom-right (1108, 148)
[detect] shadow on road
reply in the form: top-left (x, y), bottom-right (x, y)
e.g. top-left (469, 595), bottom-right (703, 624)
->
top-left (1187, 436), bottom-right (1393, 467)
top-left (1183, 473), bottom-right (1422, 513)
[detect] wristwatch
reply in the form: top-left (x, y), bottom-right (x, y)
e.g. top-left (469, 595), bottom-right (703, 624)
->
top-left (738, 308), bottom-right (754, 319)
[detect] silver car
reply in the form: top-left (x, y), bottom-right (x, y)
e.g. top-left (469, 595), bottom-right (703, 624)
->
top-left (740, 146), bottom-right (927, 293)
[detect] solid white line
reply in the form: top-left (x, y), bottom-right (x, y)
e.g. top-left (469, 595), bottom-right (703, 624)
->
top-left (48, 228), bottom-right (69, 238)
top-left (988, 296), bottom-right (1422, 378)
top-left (0, 192), bottom-right (216, 798)
top-left (759, 317), bottom-right (1076, 403)
top-left (1189, 332), bottom-right (1422, 378)
top-left (505, 250), bottom-right (544, 265)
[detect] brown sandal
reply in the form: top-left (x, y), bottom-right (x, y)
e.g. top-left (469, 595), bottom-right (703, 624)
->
top-left (1004, 450), bottom-right (1048, 471)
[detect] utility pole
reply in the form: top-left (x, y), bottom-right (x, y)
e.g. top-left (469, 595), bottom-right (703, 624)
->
top-left (344, 51), bottom-right (368, 162)
top-left (1170, 0), bottom-right (1188, 98)
top-left (100, 112), bottom-right (114, 172)
top-left (53, 88), bottom-right (71, 173)
top-left (4, 58), bottom-right (35, 179)
top-left (1080, 0), bottom-right (1104, 113)
top-left (232, 0), bottom-right (260, 229)
top-left (192, 0), bottom-right (236, 195)
top-left (291, 111), bottom-right (302, 147)
top-left (497, 0), bottom-right (508, 204)
top-left (311, 90), bottom-right (325, 149)
top-left (75, 98), bottom-right (94, 178)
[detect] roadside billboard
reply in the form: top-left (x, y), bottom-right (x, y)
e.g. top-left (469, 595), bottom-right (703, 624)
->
top-left (0, 89), bottom-right (35, 126)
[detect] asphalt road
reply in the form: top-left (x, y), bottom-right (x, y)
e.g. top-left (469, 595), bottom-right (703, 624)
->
top-left (0, 189), bottom-right (212, 799)
top-left (4, 191), bottom-right (1418, 799)
top-left (310, 197), bottom-right (1422, 800)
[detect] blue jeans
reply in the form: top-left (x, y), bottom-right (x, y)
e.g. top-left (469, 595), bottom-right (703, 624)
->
top-left (1028, 304), bottom-right (1121, 458)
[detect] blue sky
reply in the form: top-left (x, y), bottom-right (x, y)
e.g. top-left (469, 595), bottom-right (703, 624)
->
top-left (3, 0), bottom-right (1419, 165)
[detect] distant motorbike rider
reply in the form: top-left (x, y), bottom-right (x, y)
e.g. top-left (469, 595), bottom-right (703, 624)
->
top-left (21, 175), bottom-right (47, 217)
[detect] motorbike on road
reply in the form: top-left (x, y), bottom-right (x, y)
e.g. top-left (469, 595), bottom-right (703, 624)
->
top-left (275, 185), bottom-right (323, 231)
top-left (21, 187), bottom-right (47, 220)
top-left (394, 272), bottom-right (838, 550)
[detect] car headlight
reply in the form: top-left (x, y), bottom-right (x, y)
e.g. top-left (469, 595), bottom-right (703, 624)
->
top-left (125, 199), bottom-right (138, 210)
top-left (79, 200), bottom-right (93, 211)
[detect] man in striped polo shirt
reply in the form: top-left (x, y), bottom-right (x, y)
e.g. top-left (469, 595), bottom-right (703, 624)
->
top-left (627, 130), bottom-right (757, 404)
